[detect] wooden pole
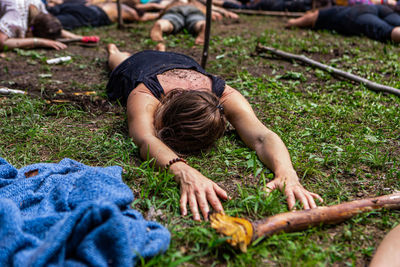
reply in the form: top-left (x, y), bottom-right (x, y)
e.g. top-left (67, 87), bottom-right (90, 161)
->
top-left (117, 0), bottom-right (124, 29)
top-left (211, 193), bottom-right (400, 252)
top-left (201, 0), bottom-right (212, 68)
top-left (256, 44), bottom-right (400, 97)
top-left (228, 9), bottom-right (304, 17)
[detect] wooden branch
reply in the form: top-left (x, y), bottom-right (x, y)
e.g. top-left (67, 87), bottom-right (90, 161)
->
top-left (117, 0), bottom-right (124, 29)
top-left (201, 0), bottom-right (212, 68)
top-left (256, 44), bottom-right (400, 97)
top-left (210, 193), bottom-right (400, 252)
top-left (228, 9), bottom-right (304, 17)
top-left (0, 87), bottom-right (27, 95)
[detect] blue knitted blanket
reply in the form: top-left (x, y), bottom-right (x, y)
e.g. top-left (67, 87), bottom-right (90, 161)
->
top-left (0, 157), bottom-right (170, 267)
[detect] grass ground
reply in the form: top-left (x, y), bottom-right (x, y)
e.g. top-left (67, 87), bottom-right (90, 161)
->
top-left (0, 14), bottom-right (399, 266)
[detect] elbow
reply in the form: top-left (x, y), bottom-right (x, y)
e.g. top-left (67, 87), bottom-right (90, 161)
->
top-left (253, 130), bottom-right (276, 151)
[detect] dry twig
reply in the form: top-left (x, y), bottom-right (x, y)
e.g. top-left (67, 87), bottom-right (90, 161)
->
top-left (256, 44), bottom-right (400, 97)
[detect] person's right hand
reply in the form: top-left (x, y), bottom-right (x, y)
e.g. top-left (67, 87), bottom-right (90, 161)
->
top-left (170, 162), bottom-right (228, 221)
top-left (39, 39), bottom-right (67, 50)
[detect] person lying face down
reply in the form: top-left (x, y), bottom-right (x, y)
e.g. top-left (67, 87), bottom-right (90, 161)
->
top-left (150, 0), bottom-right (239, 51)
top-left (213, 0), bottom-right (313, 12)
top-left (286, 4), bottom-right (400, 43)
top-left (47, 1), bottom-right (161, 31)
top-left (0, 0), bottom-right (89, 50)
top-left (106, 43), bottom-right (323, 221)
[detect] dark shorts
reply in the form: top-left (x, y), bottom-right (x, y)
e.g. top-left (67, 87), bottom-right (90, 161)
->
top-left (315, 5), bottom-right (400, 42)
top-left (223, 0), bottom-right (311, 12)
top-left (48, 3), bottom-right (111, 30)
top-left (161, 5), bottom-right (205, 33)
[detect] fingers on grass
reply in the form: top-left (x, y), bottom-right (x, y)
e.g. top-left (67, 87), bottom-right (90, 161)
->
top-left (295, 190), bottom-right (310, 210)
top-left (213, 183), bottom-right (228, 200)
top-left (305, 192), bottom-right (317, 209)
top-left (311, 192), bottom-right (324, 203)
top-left (207, 189), bottom-right (224, 214)
top-left (286, 190), bottom-right (296, 210)
top-left (264, 181), bottom-right (277, 193)
top-left (196, 192), bottom-right (210, 221)
top-left (189, 193), bottom-right (200, 221)
top-left (180, 191), bottom-right (188, 216)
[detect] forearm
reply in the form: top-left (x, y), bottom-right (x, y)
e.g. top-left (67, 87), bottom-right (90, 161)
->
top-left (136, 135), bottom-right (203, 184)
top-left (1, 38), bottom-right (37, 49)
top-left (254, 131), bottom-right (297, 179)
top-left (137, 135), bottom-right (178, 169)
top-left (60, 30), bottom-right (82, 40)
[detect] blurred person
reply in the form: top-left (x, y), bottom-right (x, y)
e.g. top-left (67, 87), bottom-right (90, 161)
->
top-left (150, 0), bottom-right (238, 51)
top-left (286, 5), bottom-right (400, 43)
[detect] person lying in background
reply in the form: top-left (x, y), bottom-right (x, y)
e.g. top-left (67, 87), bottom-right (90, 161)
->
top-left (212, 0), bottom-right (313, 12)
top-left (47, 2), bottom-right (160, 30)
top-left (286, 5), bottom-right (400, 43)
top-left (0, 0), bottom-right (96, 50)
top-left (150, 0), bottom-right (238, 51)
top-left (105, 43), bottom-right (323, 221)
top-left (336, 0), bottom-right (397, 6)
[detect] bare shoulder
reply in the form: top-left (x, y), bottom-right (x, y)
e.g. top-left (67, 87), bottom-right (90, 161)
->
top-left (126, 84), bottom-right (159, 117)
top-left (220, 85), bottom-right (257, 123)
top-left (220, 85), bottom-right (250, 109)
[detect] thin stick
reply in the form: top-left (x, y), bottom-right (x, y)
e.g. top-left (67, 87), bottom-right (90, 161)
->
top-left (256, 44), bottom-right (400, 97)
top-left (201, 0), bottom-right (212, 68)
top-left (0, 87), bottom-right (27, 95)
top-left (228, 9), bottom-right (304, 17)
top-left (117, 0), bottom-right (124, 29)
top-left (210, 193), bottom-right (400, 252)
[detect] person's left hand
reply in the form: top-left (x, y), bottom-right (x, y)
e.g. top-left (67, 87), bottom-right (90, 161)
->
top-left (264, 170), bottom-right (323, 210)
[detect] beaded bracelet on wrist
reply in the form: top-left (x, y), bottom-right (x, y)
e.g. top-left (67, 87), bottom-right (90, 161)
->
top-left (165, 157), bottom-right (187, 170)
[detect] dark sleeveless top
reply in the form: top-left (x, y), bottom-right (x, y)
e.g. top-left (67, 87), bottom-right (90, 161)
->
top-left (106, 50), bottom-right (226, 104)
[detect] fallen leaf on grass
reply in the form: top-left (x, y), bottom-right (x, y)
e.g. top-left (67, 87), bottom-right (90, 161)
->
top-left (25, 169), bottom-right (39, 178)
top-left (73, 91), bottom-right (96, 96)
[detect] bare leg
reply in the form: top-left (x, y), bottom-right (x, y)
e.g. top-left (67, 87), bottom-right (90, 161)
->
top-left (391, 27), bottom-right (400, 43)
top-left (370, 224), bottom-right (400, 267)
top-left (107, 43), bottom-right (131, 70)
top-left (286, 10), bottom-right (319, 28)
top-left (194, 20), bottom-right (206, 45)
top-left (150, 19), bottom-right (174, 51)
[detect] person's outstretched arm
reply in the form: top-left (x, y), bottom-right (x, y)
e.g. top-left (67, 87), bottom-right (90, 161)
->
top-left (126, 85), bottom-right (228, 221)
top-left (222, 86), bottom-right (323, 209)
top-left (0, 31), bottom-right (67, 50)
